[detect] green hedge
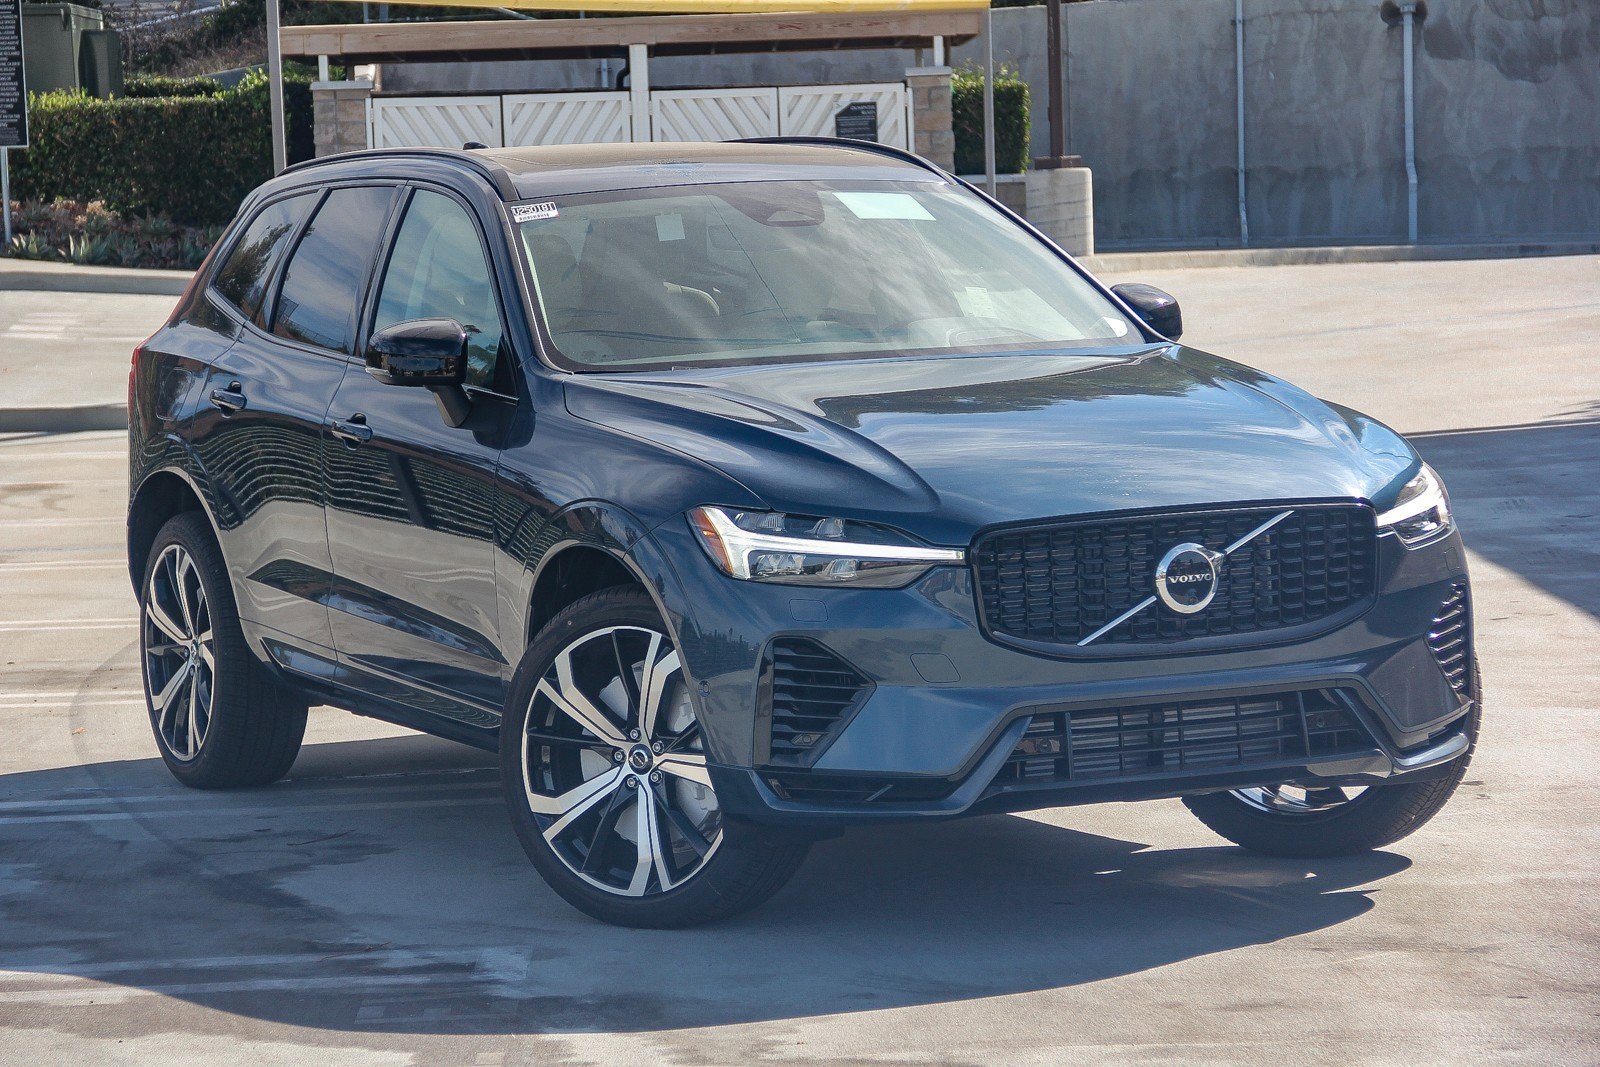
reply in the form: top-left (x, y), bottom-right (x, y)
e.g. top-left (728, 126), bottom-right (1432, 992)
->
top-left (11, 72), bottom-right (313, 227)
top-left (122, 74), bottom-right (228, 99)
top-left (952, 67), bottom-right (1031, 176)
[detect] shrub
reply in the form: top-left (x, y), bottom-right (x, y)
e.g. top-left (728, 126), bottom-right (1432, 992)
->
top-left (952, 66), bottom-right (1031, 176)
top-left (123, 74), bottom-right (228, 99)
top-left (4, 198), bottom-right (225, 270)
top-left (10, 71), bottom-right (314, 227)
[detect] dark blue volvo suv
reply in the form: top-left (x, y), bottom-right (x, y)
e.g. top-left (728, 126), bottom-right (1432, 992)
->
top-left (128, 140), bottom-right (1477, 927)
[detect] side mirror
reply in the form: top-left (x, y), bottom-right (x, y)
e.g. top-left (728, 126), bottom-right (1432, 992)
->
top-left (365, 318), bottom-right (474, 427)
top-left (365, 318), bottom-right (468, 387)
top-left (1110, 283), bottom-right (1183, 341)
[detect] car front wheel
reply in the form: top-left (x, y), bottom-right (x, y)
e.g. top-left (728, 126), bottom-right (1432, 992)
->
top-left (500, 587), bottom-right (807, 928)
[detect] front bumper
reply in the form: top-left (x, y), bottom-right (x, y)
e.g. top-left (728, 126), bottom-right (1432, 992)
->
top-left (647, 519), bottom-right (1475, 828)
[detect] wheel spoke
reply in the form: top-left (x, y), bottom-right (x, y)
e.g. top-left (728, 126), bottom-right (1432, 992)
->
top-left (653, 783), bottom-right (712, 859)
top-left (147, 596), bottom-right (188, 645)
top-left (610, 631), bottom-right (641, 721)
top-left (152, 658), bottom-right (192, 728)
top-left (627, 783), bottom-right (673, 896)
top-left (579, 778), bottom-right (634, 875)
top-left (545, 650), bottom-right (627, 746)
top-left (197, 639), bottom-right (215, 673)
top-left (535, 765), bottom-right (623, 833)
top-left (183, 666), bottom-right (201, 757)
top-left (637, 643), bottom-right (676, 742)
top-left (657, 751), bottom-right (711, 788)
top-left (175, 553), bottom-right (200, 634)
top-left (662, 720), bottom-right (701, 755)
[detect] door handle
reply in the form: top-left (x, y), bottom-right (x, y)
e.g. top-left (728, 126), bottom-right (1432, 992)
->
top-left (329, 413), bottom-right (373, 446)
top-left (209, 382), bottom-right (247, 414)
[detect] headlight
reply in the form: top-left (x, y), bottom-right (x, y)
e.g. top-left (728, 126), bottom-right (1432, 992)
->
top-left (1376, 463), bottom-right (1453, 546)
top-left (688, 506), bottom-right (965, 587)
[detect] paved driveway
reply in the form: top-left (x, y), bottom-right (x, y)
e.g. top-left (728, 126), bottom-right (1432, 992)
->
top-left (1, 255), bottom-right (1596, 1064)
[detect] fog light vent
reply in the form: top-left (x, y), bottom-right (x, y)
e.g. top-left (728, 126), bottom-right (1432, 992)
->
top-left (1428, 583), bottom-right (1472, 696)
top-left (763, 639), bottom-right (872, 767)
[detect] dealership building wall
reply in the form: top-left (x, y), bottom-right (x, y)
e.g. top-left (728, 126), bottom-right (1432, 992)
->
top-left (384, 0), bottom-right (1598, 249)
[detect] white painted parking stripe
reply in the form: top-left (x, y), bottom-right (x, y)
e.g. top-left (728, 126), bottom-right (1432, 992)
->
top-left (0, 698), bottom-right (145, 710)
top-left (0, 795), bottom-right (501, 826)
top-left (0, 778), bottom-right (497, 812)
top-left (0, 560), bottom-right (123, 571)
top-left (0, 620), bottom-right (134, 631)
top-left (0, 518), bottom-right (120, 528)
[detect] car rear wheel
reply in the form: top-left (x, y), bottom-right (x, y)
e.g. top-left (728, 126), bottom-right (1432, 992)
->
top-left (501, 586), bottom-right (808, 928)
top-left (139, 512), bottom-right (307, 788)
top-left (1184, 663), bottom-right (1480, 857)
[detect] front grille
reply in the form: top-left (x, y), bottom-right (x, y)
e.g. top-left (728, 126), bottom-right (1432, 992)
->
top-left (973, 504), bottom-right (1378, 652)
top-left (764, 772), bottom-right (954, 805)
top-left (763, 639), bottom-right (872, 767)
top-left (991, 688), bottom-right (1372, 787)
top-left (1429, 583), bottom-right (1472, 696)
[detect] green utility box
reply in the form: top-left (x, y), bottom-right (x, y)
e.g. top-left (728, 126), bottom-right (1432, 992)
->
top-left (22, 3), bottom-right (121, 98)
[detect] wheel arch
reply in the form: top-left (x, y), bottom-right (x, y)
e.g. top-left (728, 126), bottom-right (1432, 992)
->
top-left (128, 468), bottom-right (221, 592)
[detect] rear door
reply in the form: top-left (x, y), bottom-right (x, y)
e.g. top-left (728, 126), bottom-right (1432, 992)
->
top-left (324, 185), bottom-right (517, 718)
top-left (197, 184), bottom-right (398, 657)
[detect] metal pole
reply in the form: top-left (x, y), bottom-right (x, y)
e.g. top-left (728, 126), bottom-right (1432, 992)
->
top-left (1045, 0), bottom-right (1063, 161)
top-left (983, 8), bottom-right (996, 196)
top-left (2, 148), bottom-right (11, 247)
top-left (1401, 1), bottom-right (1418, 243)
top-left (1235, 0), bottom-right (1248, 246)
top-left (266, 0), bottom-right (287, 174)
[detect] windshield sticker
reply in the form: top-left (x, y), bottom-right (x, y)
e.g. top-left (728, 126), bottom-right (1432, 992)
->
top-left (960, 286), bottom-right (997, 318)
top-left (512, 201), bottom-right (559, 223)
top-left (655, 213), bottom-right (686, 242)
top-left (831, 191), bottom-right (936, 221)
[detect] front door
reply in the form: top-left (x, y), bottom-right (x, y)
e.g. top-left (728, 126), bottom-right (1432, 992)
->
top-left (324, 187), bottom-right (515, 719)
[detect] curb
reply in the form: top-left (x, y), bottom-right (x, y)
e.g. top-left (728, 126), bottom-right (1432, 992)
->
top-left (0, 405), bottom-right (129, 434)
top-left (0, 262), bottom-right (192, 297)
top-left (1080, 240), bottom-right (1600, 273)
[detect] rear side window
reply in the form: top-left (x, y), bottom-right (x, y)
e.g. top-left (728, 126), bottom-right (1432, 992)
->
top-left (212, 194), bottom-right (313, 322)
top-left (272, 186), bottom-right (395, 355)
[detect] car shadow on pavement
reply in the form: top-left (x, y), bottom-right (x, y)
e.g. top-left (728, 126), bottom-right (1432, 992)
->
top-left (1413, 415), bottom-right (1600, 621)
top-left (0, 733), bottom-right (1410, 1037)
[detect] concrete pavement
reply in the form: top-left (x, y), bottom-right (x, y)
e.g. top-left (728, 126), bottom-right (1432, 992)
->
top-left (0, 257), bottom-right (1596, 1064)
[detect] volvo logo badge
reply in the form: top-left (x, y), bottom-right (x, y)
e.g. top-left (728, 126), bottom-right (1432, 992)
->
top-left (1154, 542), bottom-right (1224, 615)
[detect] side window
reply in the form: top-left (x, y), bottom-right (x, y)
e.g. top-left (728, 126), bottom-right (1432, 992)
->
top-left (212, 194), bottom-right (313, 322)
top-left (272, 186), bottom-right (395, 355)
top-left (373, 190), bottom-right (505, 390)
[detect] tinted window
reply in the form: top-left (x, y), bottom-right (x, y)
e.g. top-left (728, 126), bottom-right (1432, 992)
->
top-left (374, 190), bottom-right (504, 390)
top-left (213, 194), bottom-right (313, 322)
top-left (273, 186), bottom-right (395, 355)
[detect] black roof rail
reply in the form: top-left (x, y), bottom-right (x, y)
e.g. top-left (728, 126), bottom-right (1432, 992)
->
top-left (282, 147), bottom-right (519, 200)
top-left (731, 136), bottom-right (954, 182)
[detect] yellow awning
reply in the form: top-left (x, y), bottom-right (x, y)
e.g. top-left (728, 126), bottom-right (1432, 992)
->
top-left (342, 0), bottom-right (988, 11)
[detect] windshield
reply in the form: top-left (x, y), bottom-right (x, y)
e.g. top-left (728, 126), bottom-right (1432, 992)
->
top-left (515, 179), bottom-right (1143, 371)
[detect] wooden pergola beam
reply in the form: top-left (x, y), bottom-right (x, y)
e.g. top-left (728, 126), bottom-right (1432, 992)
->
top-left (281, 9), bottom-right (983, 64)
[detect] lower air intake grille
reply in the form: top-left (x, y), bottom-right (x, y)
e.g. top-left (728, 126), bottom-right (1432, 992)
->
top-left (763, 639), bottom-right (872, 767)
top-left (992, 688), bottom-right (1371, 786)
top-left (1429, 583), bottom-right (1472, 696)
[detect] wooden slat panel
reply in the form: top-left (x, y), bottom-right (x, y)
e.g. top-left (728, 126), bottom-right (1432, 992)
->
top-left (281, 9), bottom-right (982, 60)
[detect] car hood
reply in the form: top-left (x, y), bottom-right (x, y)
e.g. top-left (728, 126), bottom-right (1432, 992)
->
top-left (562, 347), bottom-right (1417, 545)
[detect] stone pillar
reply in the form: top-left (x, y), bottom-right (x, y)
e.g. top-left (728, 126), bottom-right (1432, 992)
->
top-left (906, 66), bottom-right (954, 172)
top-left (1023, 166), bottom-right (1095, 257)
top-left (312, 78), bottom-right (374, 158)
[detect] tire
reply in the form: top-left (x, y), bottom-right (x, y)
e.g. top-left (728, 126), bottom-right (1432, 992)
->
top-left (138, 512), bottom-right (308, 789)
top-left (1184, 662), bottom-right (1481, 857)
top-left (500, 586), bottom-right (809, 928)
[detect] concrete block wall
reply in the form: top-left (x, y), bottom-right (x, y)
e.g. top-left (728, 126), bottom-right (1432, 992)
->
top-left (907, 66), bottom-right (956, 172)
top-left (313, 79), bottom-right (374, 158)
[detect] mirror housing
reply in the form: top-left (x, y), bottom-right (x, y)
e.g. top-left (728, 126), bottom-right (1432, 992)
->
top-left (1111, 283), bottom-right (1184, 341)
top-left (365, 318), bottom-right (469, 388)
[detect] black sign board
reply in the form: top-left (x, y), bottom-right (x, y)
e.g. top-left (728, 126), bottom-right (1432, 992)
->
top-left (834, 101), bottom-right (878, 144)
top-left (0, 0), bottom-right (25, 148)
